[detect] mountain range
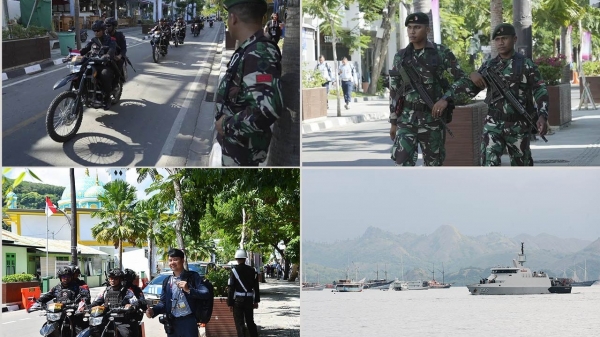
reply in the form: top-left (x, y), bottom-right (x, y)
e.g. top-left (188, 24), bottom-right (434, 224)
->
top-left (302, 225), bottom-right (600, 286)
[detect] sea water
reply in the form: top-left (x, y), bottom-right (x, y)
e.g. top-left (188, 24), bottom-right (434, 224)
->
top-left (301, 285), bottom-right (600, 336)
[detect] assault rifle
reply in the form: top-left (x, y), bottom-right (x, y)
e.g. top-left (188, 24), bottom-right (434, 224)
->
top-left (480, 66), bottom-right (547, 142)
top-left (389, 58), bottom-right (454, 137)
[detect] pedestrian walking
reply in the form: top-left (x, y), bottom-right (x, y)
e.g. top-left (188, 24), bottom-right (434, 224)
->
top-left (215, 0), bottom-right (283, 166)
top-left (338, 57), bottom-right (355, 109)
top-left (389, 12), bottom-right (468, 166)
top-left (228, 249), bottom-right (260, 337)
top-left (451, 23), bottom-right (549, 166)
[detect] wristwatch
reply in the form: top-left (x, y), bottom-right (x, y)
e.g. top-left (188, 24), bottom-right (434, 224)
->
top-left (441, 95), bottom-right (450, 101)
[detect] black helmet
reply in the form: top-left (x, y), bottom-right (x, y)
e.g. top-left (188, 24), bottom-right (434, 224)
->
top-left (124, 268), bottom-right (137, 283)
top-left (159, 18), bottom-right (166, 23)
top-left (68, 265), bottom-right (81, 276)
top-left (91, 20), bottom-right (105, 31)
top-left (107, 268), bottom-right (124, 279)
top-left (57, 266), bottom-right (73, 278)
top-left (104, 17), bottom-right (117, 27)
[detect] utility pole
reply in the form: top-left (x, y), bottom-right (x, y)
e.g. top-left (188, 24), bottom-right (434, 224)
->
top-left (513, 0), bottom-right (532, 59)
top-left (70, 169), bottom-right (78, 266)
top-left (75, 0), bottom-right (81, 49)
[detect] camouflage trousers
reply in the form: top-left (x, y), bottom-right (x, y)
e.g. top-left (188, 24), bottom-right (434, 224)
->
top-left (480, 116), bottom-right (533, 166)
top-left (218, 132), bottom-right (269, 167)
top-left (391, 122), bottom-right (446, 166)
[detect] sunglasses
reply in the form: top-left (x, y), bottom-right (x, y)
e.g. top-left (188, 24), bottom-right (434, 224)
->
top-left (93, 30), bottom-right (103, 33)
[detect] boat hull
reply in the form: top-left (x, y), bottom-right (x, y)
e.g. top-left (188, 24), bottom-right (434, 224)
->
top-left (571, 280), bottom-right (597, 287)
top-left (336, 286), bottom-right (362, 292)
top-left (467, 284), bottom-right (551, 295)
top-left (549, 285), bottom-right (572, 294)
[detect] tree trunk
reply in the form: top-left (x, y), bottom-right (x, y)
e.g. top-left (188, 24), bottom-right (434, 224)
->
top-left (413, 0), bottom-right (433, 41)
top-left (490, 0), bottom-right (503, 58)
top-left (367, 2), bottom-right (397, 95)
top-left (118, 238), bottom-right (123, 269)
top-left (560, 26), bottom-right (571, 84)
top-left (513, 0), bottom-right (532, 59)
top-left (170, 170), bottom-right (186, 263)
top-left (327, 12), bottom-right (342, 117)
top-left (148, 233), bottom-right (154, 280)
top-left (267, 0), bottom-right (300, 166)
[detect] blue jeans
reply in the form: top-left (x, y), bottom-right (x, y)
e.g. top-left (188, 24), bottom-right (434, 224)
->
top-left (341, 81), bottom-right (353, 104)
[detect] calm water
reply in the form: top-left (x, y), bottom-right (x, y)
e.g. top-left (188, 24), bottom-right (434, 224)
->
top-left (301, 285), bottom-right (600, 336)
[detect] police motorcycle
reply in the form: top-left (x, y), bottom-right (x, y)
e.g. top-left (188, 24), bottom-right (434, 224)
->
top-left (149, 29), bottom-right (168, 63)
top-left (28, 292), bottom-right (87, 337)
top-left (76, 305), bottom-right (139, 337)
top-left (170, 25), bottom-right (183, 47)
top-left (45, 37), bottom-right (124, 142)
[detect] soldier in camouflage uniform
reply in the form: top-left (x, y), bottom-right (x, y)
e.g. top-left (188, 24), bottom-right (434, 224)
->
top-left (215, 0), bottom-right (283, 166)
top-left (389, 12), bottom-right (468, 166)
top-left (451, 23), bottom-right (549, 166)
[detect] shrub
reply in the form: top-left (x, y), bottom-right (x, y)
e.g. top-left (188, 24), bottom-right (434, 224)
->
top-left (2, 274), bottom-right (35, 283)
top-left (302, 63), bottom-right (326, 89)
top-left (534, 55), bottom-right (566, 86)
top-left (205, 267), bottom-right (230, 297)
top-left (582, 61), bottom-right (600, 76)
top-left (2, 24), bottom-right (47, 40)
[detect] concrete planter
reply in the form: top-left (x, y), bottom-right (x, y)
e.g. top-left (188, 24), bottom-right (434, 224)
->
top-left (2, 36), bottom-right (51, 70)
top-left (302, 87), bottom-right (327, 121)
top-left (444, 101), bottom-right (488, 166)
top-left (141, 24), bottom-right (154, 35)
top-left (547, 84), bottom-right (572, 129)
top-left (579, 76), bottom-right (600, 103)
top-left (205, 297), bottom-right (237, 337)
top-left (2, 281), bottom-right (41, 305)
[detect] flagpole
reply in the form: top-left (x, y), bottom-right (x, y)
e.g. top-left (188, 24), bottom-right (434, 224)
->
top-left (46, 211), bottom-right (49, 278)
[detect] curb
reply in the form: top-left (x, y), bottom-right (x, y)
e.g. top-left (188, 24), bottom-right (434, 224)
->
top-left (302, 111), bottom-right (389, 134)
top-left (2, 58), bottom-right (64, 80)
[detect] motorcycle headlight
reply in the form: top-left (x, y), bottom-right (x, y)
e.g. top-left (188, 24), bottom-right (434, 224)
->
top-left (89, 316), bottom-right (103, 326)
top-left (69, 64), bottom-right (81, 73)
top-left (47, 313), bottom-right (62, 321)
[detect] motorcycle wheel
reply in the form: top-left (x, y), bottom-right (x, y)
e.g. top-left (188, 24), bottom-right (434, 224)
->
top-left (174, 37), bottom-right (178, 47)
top-left (153, 45), bottom-right (160, 63)
top-left (111, 83), bottom-right (122, 105)
top-left (46, 91), bottom-right (83, 143)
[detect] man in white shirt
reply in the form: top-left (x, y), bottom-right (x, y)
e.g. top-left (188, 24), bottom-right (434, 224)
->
top-left (338, 56), bottom-right (355, 109)
top-left (315, 55), bottom-right (333, 108)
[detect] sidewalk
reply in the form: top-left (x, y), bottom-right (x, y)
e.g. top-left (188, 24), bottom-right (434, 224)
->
top-left (2, 26), bottom-right (148, 81)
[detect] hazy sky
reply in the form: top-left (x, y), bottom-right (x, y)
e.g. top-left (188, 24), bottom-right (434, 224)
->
top-left (4, 168), bottom-right (164, 201)
top-left (302, 168), bottom-right (600, 242)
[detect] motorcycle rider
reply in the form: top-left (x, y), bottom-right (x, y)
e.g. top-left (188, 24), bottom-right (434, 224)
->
top-left (69, 265), bottom-right (89, 290)
top-left (174, 16), bottom-right (186, 43)
top-left (34, 266), bottom-right (90, 333)
top-left (150, 18), bottom-right (170, 54)
top-left (91, 268), bottom-right (140, 337)
top-left (104, 17), bottom-right (127, 81)
top-left (80, 20), bottom-right (117, 110)
top-left (124, 269), bottom-right (147, 334)
top-left (192, 16), bottom-right (203, 34)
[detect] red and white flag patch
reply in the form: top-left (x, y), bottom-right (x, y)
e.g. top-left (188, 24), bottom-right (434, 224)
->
top-left (256, 74), bottom-right (272, 83)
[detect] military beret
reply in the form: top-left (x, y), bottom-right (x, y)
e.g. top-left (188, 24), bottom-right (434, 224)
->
top-left (492, 23), bottom-right (516, 39)
top-left (405, 12), bottom-right (429, 26)
top-left (223, 0), bottom-right (267, 11)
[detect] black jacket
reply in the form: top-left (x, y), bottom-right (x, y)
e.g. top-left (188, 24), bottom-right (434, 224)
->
top-left (38, 282), bottom-right (90, 305)
top-left (80, 34), bottom-right (116, 59)
top-left (151, 270), bottom-right (211, 320)
top-left (108, 31), bottom-right (127, 58)
top-left (228, 264), bottom-right (260, 306)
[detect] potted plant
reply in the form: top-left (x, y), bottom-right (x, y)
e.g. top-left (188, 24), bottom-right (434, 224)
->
top-left (2, 25), bottom-right (51, 70)
top-left (581, 60), bottom-right (600, 103)
top-left (204, 266), bottom-right (237, 337)
top-left (141, 19), bottom-right (155, 34)
top-left (534, 54), bottom-right (571, 128)
top-left (301, 64), bottom-right (328, 121)
top-left (2, 274), bottom-right (40, 306)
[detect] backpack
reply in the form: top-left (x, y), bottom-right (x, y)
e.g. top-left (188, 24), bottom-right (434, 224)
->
top-left (162, 272), bottom-right (215, 324)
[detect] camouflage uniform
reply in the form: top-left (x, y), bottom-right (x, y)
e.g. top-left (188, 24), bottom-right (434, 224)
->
top-left (389, 42), bottom-right (467, 166)
top-left (215, 29), bottom-right (283, 166)
top-left (451, 50), bottom-right (549, 166)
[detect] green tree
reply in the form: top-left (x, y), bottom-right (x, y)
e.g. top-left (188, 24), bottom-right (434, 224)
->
top-left (91, 180), bottom-right (139, 269)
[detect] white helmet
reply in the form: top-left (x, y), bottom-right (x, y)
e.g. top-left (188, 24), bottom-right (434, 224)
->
top-left (235, 249), bottom-right (248, 259)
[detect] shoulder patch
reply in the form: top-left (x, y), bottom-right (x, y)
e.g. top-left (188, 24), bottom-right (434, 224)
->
top-left (256, 74), bottom-right (272, 83)
top-left (111, 37), bottom-right (116, 41)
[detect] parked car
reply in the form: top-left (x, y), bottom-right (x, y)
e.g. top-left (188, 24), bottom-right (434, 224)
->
top-left (143, 262), bottom-right (212, 304)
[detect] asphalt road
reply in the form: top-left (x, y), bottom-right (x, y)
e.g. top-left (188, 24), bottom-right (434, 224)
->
top-left (2, 23), bottom-right (224, 167)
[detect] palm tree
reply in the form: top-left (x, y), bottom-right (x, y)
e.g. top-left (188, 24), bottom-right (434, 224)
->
top-left (91, 180), bottom-right (138, 269)
top-left (267, 0), bottom-right (300, 166)
top-left (490, 0), bottom-right (503, 58)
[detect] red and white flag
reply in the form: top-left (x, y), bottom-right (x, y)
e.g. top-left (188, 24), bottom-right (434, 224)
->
top-left (45, 196), bottom-right (58, 217)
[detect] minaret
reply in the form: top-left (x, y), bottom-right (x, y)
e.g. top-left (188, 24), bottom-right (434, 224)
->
top-left (107, 168), bottom-right (127, 181)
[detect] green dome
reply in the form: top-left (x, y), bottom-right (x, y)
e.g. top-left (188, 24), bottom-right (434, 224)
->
top-left (59, 171), bottom-right (105, 203)
top-left (84, 185), bottom-right (106, 198)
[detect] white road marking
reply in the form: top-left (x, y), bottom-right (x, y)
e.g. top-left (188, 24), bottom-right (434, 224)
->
top-left (19, 318), bottom-right (30, 320)
top-left (2, 321), bottom-right (16, 324)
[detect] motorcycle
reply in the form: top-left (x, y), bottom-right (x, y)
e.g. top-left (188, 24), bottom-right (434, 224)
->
top-left (171, 26), bottom-right (184, 46)
top-left (192, 23), bottom-right (201, 37)
top-left (45, 37), bottom-right (124, 142)
top-left (28, 293), bottom-right (87, 337)
top-left (209, 20), bottom-right (213, 28)
top-left (76, 306), bottom-right (143, 337)
top-left (149, 30), bottom-right (167, 63)
top-left (68, 26), bottom-right (88, 43)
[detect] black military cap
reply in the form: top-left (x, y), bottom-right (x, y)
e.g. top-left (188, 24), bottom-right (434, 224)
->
top-left (492, 23), bottom-right (516, 39)
top-left (405, 12), bottom-right (429, 26)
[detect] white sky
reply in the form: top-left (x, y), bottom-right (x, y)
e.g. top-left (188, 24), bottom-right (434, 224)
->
top-left (301, 168), bottom-right (600, 242)
top-left (4, 168), bottom-right (165, 201)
